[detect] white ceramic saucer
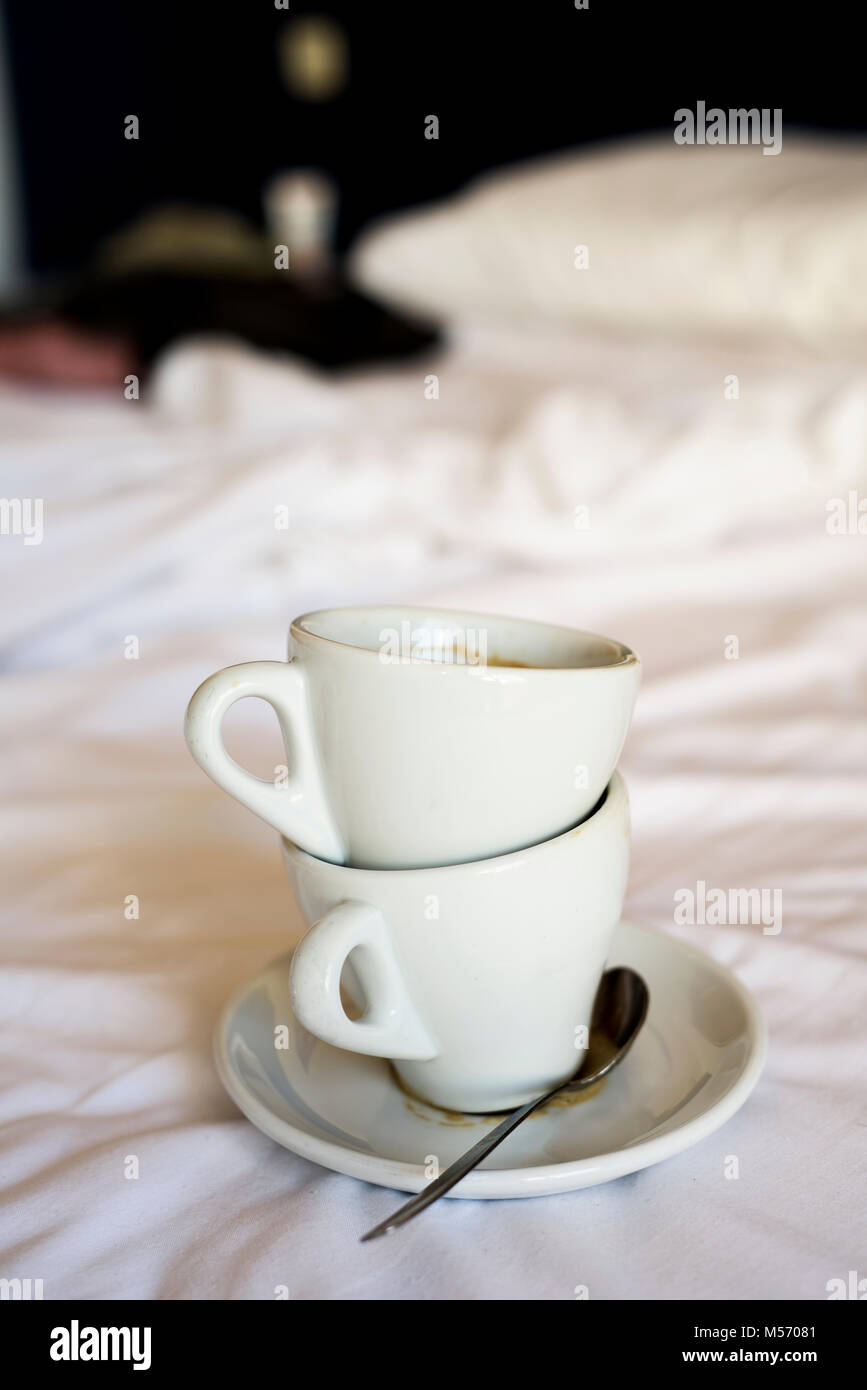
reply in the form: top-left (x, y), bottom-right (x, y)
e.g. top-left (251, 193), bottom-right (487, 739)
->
top-left (214, 921), bottom-right (766, 1199)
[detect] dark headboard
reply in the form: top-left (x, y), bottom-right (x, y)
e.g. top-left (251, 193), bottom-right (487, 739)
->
top-left (3, 0), bottom-right (864, 276)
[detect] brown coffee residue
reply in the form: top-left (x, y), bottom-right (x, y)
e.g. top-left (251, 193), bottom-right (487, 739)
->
top-left (402, 1096), bottom-right (482, 1128)
top-left (393, 1065), bottom-right (610, 1125)
top-left (392, 1068), bottom-right (490, 1126)
top-left (425, 649), bottom-right (535, 668)
top-left (539, 1073), bottom-right (609, 1109)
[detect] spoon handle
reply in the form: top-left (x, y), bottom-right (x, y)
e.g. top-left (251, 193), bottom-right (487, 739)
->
top-left (360, 1088), bottom-right (556, 1241)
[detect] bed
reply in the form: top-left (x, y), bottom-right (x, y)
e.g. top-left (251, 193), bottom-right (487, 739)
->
top-left (1, 136), bottom-right (865, 1300)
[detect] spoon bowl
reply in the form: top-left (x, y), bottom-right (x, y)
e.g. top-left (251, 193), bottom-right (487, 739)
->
top-left (565, 965), bottom-right (649, 1092)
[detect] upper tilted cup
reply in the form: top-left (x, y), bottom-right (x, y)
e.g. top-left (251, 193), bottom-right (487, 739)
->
top-left (184, 605), bottom-right (640, 869)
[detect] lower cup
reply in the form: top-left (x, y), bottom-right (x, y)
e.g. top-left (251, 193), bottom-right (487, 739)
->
top-left (284, 773), bottom-right (630, 1113)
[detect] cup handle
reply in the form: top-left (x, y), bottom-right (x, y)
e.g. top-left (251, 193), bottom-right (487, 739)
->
top-left (184, 660), bottom-right (346, 864)
top-left (289, 900), bottom-right (439, 1060)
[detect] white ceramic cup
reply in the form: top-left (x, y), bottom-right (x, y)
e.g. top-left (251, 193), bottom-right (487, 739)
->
top-left (184, 606), bottom-right (639, 870)
top-left (285, 772), bottom-right (630, 1113)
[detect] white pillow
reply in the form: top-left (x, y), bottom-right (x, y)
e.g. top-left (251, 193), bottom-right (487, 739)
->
top-left (349, 135), bottom-right (867, 345)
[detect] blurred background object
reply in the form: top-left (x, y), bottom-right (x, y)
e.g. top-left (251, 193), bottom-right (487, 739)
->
top-left (263, 169), bottom-right (338, 279)
top-left (2, 0), bottom-right (865, 381)
top-left (276, 14), bottom-right (350, 103)
top-left (0, 4), bottom-right (23, 297)
top-left (0, 2), bottom-right (442, 378)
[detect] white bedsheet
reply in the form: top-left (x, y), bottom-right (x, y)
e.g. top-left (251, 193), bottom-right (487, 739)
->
top-left (1, 325), bottom-right (865, 1300)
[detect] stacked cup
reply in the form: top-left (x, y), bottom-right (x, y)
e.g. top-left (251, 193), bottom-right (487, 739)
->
top-left (185, 607), bottom-right (640, 1113)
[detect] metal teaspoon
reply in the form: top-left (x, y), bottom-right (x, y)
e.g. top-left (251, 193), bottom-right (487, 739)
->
top-left (361, 965), bottom-right (650, 1241)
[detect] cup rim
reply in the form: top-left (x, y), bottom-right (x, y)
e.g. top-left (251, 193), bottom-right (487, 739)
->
top-left (290, 605), bottom-right (639, 671)
top-left (282, 771), bottom-right (627, 877)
